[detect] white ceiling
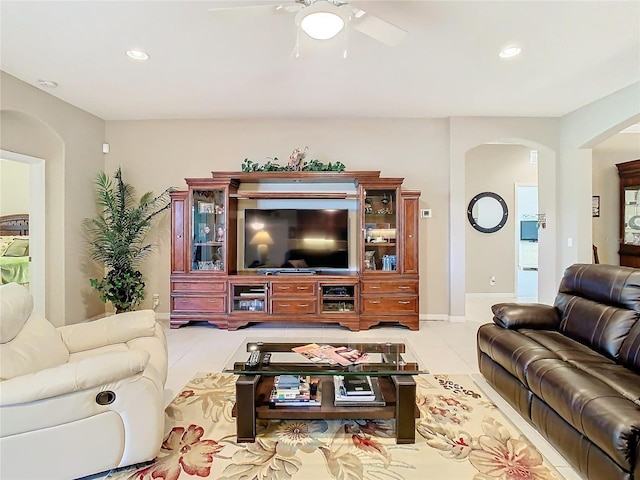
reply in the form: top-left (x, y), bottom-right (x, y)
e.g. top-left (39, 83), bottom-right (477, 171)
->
top-left (1, 0), bottom-right (639, 121)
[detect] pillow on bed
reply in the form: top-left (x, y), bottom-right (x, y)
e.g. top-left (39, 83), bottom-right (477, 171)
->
top-left (3, 239), bottom-right (29, 257)
top-left (0, 236), bottom-right (18, 256)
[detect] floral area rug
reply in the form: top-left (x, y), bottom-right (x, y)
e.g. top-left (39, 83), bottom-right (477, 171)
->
top-left (107, 373), bottom-right (562, 480)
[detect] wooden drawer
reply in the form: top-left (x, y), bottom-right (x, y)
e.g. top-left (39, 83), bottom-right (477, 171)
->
top-left (172, 295), bottom-right (226, 312)
top-left (172, 281), bottom-right (227, 293)
top-left (271, 299), bottom-right (317, 314)
top-left (271, 282), bottom-right (316, 296)
top-left (361, 281), bottom-right (418, 295)
top-left (361, 296), bottom-right (417, 314)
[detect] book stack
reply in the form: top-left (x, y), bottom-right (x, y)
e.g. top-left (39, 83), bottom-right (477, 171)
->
top-left (270, 375), bottom-right (320, 407)
top-left (334, 375), bottom-right (385, 406)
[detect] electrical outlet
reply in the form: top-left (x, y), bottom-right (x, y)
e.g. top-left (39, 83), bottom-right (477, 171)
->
top-left (152, 294), bottom-right (160, 309)
top-left (490, 276), bottom-right (496, 286)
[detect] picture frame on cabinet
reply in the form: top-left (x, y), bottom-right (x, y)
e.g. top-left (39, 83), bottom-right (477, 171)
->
top-left (198, 202), bottom-right (215, 214)
top-left (364, 250), bottom-right (376, 270)
top-left (592, 196), bottom-right (600, 217)
top-left (364, 223), bottom-right (376, 243)
top-left (198, 223), bottom-right (211, 242)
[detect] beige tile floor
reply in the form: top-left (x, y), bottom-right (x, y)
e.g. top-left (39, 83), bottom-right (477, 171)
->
top-left (158, 295), bottom-right (582, 480)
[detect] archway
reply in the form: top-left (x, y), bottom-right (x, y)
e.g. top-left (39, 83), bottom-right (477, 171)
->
top-left (465, 138), bottom-right (555, 308)
top-left (0, 109), bottom-right (64, 321)
top-left (448, 117), bottom-right (558, 321)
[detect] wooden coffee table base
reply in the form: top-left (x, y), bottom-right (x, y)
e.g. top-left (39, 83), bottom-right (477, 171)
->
top-left (234, 374), bottom-right (417, 444)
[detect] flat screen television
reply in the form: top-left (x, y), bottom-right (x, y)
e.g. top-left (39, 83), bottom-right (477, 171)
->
top-left (520, 220), bottom-right (538, 242)
top-left (244, 209), bottom-right (349, 271)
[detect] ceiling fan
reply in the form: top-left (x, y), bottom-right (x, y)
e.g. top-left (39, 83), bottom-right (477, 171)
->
top-left (208, 0), bottom-right (408, 47)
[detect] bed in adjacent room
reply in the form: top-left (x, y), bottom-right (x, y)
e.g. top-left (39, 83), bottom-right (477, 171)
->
top-left (0, 214), bottom-right (30, 285)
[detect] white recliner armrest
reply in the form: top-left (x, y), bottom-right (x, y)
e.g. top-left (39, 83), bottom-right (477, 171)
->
top-left (0, 350), bottom-right (150, 406)
top-left (58, 310), bottom-right (157, 353)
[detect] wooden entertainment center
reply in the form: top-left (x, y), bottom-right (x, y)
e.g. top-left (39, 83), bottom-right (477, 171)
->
top-left (169, 170), bottom-right (420, 331)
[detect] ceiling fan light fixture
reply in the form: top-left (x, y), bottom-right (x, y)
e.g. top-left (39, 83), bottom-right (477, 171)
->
top-left (296, 1), bottom-right (347, 40)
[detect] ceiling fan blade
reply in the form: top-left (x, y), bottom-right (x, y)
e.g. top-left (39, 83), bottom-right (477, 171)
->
top-left (350, 7), bottom-right (408, 46)
top-left (208, 2), bottom-right (302, 18)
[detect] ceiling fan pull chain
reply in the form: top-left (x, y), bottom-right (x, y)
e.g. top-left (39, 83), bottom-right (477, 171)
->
top-left (295, 26), bottom-right (301, 59)
top-left (343, 23), bottom-right (349, 59)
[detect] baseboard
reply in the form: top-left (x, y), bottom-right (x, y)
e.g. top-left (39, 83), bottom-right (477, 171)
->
top-left (421, 313), bottom-right (467, 322)
top-left (465, 292), bottom-right (515, 298)
top-left (422, 313), bottom-right (447, 321)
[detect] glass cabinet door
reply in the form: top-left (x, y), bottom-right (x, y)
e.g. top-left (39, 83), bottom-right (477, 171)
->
top-left (191, 189), bottom-right (226, 271)
top-left (623, 186), bottom-right (640, 246)
top-left (363, 188), bottom-right (398, 272)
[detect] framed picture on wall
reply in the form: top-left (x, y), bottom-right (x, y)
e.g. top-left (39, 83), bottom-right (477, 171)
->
top-left (592, 196), bottom-right (600, 217)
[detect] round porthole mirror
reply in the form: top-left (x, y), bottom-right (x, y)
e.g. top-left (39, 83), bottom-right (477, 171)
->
top-left (467, 192), bottom-right (508, 233)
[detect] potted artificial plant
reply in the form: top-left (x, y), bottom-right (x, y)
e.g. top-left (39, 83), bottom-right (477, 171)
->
top-left (84, 167), bottom-right (173, 313)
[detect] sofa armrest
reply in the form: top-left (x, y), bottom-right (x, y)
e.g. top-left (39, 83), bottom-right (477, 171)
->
top-left (57, 310), bottom-right (157, 353)
top-left (0, 350), bottom-right (150, 406)
top-left (491, 303), bottom-right (560, 330)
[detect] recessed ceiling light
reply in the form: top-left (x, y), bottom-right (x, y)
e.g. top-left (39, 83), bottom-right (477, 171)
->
top-left (37, 79), bottom-right (58, 88)
top-left (126, 49), bottom-right (149, 60)
top-left (499, 46), bottom-right (522, 59)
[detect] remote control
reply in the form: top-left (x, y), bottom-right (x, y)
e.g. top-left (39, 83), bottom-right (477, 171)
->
top-left (262, 353), bottom-right (271, 365)
top-left (245, 350), bottom-right (261, 368)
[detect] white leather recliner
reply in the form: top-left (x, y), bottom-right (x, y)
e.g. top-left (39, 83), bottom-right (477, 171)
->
top-left (0, 282), bottom-right (168, 480)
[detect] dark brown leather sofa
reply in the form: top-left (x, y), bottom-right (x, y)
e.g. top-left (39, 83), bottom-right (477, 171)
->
top-left (477, 263), bottom-right (640, 480)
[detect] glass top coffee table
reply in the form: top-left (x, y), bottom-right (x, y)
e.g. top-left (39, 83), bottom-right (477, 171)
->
top-left (223, 338), bottom-right (427, 444)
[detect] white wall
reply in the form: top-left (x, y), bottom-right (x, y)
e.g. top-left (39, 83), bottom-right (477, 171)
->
top-left (0, 159), bottom-right (29, 214)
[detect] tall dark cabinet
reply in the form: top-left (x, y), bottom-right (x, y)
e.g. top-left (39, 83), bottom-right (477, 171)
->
top-left (616, 159), bottom-right (640, 267)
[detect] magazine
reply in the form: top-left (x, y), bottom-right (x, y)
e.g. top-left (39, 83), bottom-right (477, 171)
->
top-left (292, 343), bottom-right (370, 366)
top-left (291, 343), bottom-right (326, 363)
top-left (332, 346), bottom-right (370, 364)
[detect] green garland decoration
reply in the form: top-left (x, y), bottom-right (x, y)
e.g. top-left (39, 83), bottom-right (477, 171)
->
top-left (241, 158), bottom-right (346, 172)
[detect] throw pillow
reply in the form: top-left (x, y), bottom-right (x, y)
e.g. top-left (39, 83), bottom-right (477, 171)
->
top-left (3, 238), bottom-right (29, 257)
